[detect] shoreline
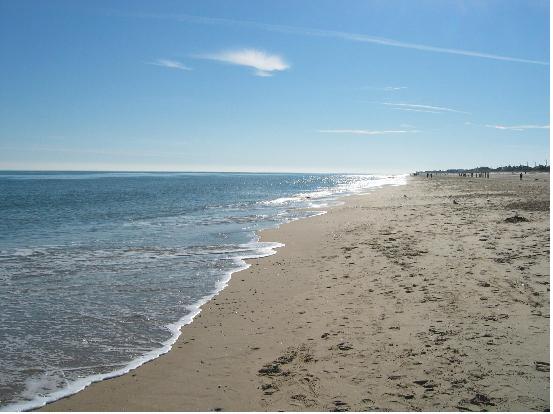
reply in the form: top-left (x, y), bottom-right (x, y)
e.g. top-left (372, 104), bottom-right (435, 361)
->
top-left (4, 177), bottom-right (405, 412)
top-left (5, 239), bottom-right (285, 413)
top-left (39, 173), bottom-right (549, 411)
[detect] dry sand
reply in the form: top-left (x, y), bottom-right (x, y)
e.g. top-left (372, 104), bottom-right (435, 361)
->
top-left (42, 173), bottom-right (550, 412)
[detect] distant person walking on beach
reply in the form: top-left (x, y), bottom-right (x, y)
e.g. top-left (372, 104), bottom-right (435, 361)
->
top-left (520, 173), bottom-right (523, 180)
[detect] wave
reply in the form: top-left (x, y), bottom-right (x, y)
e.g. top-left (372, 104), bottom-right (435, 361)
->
top-left (0, 239), bottom-right (284, 412)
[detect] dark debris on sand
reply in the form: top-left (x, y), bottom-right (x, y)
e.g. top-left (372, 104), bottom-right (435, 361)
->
top-left (504, 214), bottom-right (529, 223)
top-left (469, 393), bottom-right (495, 406)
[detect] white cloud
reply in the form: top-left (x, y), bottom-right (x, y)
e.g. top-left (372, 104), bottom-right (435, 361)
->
top-left (148, 59), bottom-right (192, 71)
top-left (318, 129), bottom-right (415, 136)
top-left (141, 13), bottom-right (549, 66)
top-left (381, 102), bottom-right (470, 114)
top-left (485, 124), bottom-right (550, 131)
top-left (197, 48), bottom-right (290, 76)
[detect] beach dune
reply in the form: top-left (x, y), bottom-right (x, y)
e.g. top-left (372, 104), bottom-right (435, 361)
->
top-left (42, 173), bottom-right (550, 411)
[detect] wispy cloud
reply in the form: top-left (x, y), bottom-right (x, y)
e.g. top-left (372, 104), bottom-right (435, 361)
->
top-left (381, 102), bottom-right (470, 114)
top-left (390, 107), bottom-right (441, 114)
top-left (147, 59), bottom-right (192, 71)
top-left (383, 86), bottom-right (408, 91)
top-left (362, 86), bottom-right (408, 92)
top-left (318, 129), bottom-right (416, 136)
top-left (485, 124), bottom-right (550, 131)
top-left (135, 13), bottom-right (549, 66)
top-left (195, 48), bottom-right (290, 76)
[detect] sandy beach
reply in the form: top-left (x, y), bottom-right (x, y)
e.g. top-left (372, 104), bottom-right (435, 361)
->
top-left (41, 173), bottom-right (550, 412)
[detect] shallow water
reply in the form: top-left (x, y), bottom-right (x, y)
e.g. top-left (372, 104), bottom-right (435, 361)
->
top-left (0, 171), bottom-right (405, 410)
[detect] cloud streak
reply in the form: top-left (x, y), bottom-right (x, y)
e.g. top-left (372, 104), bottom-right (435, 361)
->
top-left (195, 48), bottom-right (290, 76)
top-left (381, 102), bottom-right (470, 114)
top-left (391, 107), bottom-right (441, 114)
top-left (485, 124), bottom-right (550, 131)
top-left (137, 13), bottom-right (549, 66)
top-left (362, 86), bottom-right (408, 92)
top-left (147, 59), bottom-right (192, 71)
top-left (318, 129), bottom-right (415, 136)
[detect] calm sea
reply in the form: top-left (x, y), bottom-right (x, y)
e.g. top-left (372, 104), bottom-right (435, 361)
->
top-left (0, 171), bottom-right (405, 410)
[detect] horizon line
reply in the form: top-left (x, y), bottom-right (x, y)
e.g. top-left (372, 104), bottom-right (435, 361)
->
top-left (1, 167), bottom-right (548, 175)
top-left (0, 168), bottom-right (404, 175)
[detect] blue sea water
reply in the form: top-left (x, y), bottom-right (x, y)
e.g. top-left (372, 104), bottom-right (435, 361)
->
top-left (0, 171), bottom-right (405, 410)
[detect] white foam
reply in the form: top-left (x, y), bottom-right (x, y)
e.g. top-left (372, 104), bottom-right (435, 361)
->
top-left (1, 239), bottom-right (284, 412)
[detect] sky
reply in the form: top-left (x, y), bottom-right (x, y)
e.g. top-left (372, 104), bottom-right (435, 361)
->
top-left (0, 0), bottom-right (550, 173)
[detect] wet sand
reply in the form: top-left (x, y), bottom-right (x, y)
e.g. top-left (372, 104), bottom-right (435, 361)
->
top-left (42, 173), bottom-right (550, 411)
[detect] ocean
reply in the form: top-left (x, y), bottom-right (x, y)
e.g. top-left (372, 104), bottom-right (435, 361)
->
top-left (0, 171), bottom-right (405, 410)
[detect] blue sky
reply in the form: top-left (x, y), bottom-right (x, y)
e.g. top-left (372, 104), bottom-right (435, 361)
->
top-left (0, 0), bottom-right (549, 173)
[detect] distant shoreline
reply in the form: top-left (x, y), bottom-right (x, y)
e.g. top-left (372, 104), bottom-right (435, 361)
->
top-left (416, 166), bottom-right (550, 174)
